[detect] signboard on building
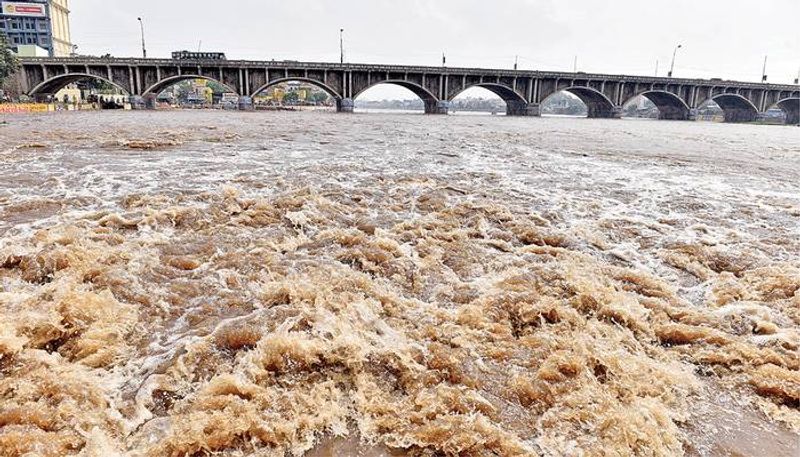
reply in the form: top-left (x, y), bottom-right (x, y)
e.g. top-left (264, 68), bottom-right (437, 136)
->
top-left (1, 2), bottom-right (47, 17)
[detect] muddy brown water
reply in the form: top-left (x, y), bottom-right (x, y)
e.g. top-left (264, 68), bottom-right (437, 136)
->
top-left (0, 111), bottom-right (798, 456)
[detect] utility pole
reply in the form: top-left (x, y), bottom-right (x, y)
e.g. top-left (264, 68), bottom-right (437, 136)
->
top-left (668, 44), bottom-right (682, 78)
top-left (339, 29), bottom-right (344, 64)
top-left (137, 17), bottom-right (147, 59)
top-left (761, 55), bottom-right (768, 82)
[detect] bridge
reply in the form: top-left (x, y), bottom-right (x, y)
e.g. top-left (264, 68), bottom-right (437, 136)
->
top-left (9, 57), bottom-right (800, 123)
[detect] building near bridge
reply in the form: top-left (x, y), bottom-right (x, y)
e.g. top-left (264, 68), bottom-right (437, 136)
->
top-left (14, 42), bottom-right (48, 56)
top-left (0, 0), bottom-right (72, 57)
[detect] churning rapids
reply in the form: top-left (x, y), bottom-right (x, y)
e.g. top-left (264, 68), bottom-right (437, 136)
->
top-left (0, 111), bottom-right (799, 457)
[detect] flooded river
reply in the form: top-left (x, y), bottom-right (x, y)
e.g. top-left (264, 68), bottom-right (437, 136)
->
top-left (0, 111), bottom-right (798, 456)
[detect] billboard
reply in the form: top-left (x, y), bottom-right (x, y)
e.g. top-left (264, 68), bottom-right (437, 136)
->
top-left (1, 2), bottom-right (47, 18)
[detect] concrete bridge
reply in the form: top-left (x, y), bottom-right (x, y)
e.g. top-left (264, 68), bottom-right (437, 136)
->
top-left (10, 56), bottom-right (800, 123)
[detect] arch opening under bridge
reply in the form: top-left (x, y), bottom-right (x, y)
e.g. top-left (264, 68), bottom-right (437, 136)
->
top-left (28, 73), bottom-right (130, 100)
top-left (540, 91), bottom-right (588, 117)
top-left (143, 75), bottom-right (239, 109)
top-left (541, 87), bottom-right (616, 118)
top-left (250, 78), bottom-right (340, 111)
top-left (448, 86), bottom-right (506, 116)
top-left (251, 78), bottom-right (341, 102)
top-left (698, 94), bottom-right (760, 123)
top-left (770, 97), bottom-right (800, 125)
top-left (448, 84), bottom-right (528, 116)
top-left (622, 91), bottom-right (691, 120)
top-left (352, 80), bottom-right (439, 114)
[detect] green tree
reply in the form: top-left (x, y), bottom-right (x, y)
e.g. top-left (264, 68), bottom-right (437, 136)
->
top-left (206, 80), bottom-right (227, 94)
top-left (0, 34), bottom-right (19, 87)
top-left (283, 91), bottom-right (299, 104)
top-left (309, 91), bottom-right (330, 104)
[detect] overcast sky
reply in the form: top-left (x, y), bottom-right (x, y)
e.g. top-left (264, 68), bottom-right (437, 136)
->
top-left (71, 0), bottom-right (798, 99)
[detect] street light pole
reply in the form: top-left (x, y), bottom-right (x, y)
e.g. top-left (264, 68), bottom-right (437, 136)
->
top-left (514, 55), bottom-right (518, 71)
top-left (761, 55), bottom-right (768, 82)
top-left (137, 17), bottom-right (147, 59)
top-left (339, 28), bottom-right (344, 64)
top-left (668, 44), bottom-right (682, 78)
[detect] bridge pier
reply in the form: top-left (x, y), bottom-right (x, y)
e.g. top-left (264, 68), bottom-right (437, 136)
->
top-left (723, 108), bottom-right (758, 123)
top-left (337, 98), bottom-right (354, 113)
top-left (424, 100), bottom-right (450, 115)
top-left (585, 104), bottom-right (622, 119)
top-left (144, 94), bottom-right (158, 110)
top-left (129, 96), bottom-right (146, 110)
top-left (506, 101), bottom-right (541, 116)
top-left (657, 106), bottom-right (690, 120)
top-left (238, 96), bottom-right (255, 111)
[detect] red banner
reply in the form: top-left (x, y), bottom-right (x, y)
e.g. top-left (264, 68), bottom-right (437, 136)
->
top-left (1, 2), bottom-right (46, 17)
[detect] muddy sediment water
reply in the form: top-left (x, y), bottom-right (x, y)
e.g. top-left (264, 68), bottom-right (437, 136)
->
top-left (0, 111), bottom-right (798, 456)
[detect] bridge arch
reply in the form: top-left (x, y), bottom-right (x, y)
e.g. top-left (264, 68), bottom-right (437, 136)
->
top-left (250, 77), bottom-right (343, 101)
top-left (353, 80), bottom-right (439, 114)
top-left (699, 94), bottom-right (759, 123)
top-left (143, 75), bottom-right (238, 97)
top-left (622, 91), bottom-right (690, 120)
top-left (448, 83), bottom-right (528, 115)
top-left (542, 86), bottom-right (617, 118)
top-left (769, 97), bottom-right (800, 125)
top-left (28, 73), bottom-right (130, 97)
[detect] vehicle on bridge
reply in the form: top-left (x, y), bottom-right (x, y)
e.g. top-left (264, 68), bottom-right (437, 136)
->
top-left (171, 51), bottom-right (227, 61)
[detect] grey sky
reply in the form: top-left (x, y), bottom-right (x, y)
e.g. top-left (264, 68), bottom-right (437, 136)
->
top-left (72, 0), bottom-right (798, 99)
